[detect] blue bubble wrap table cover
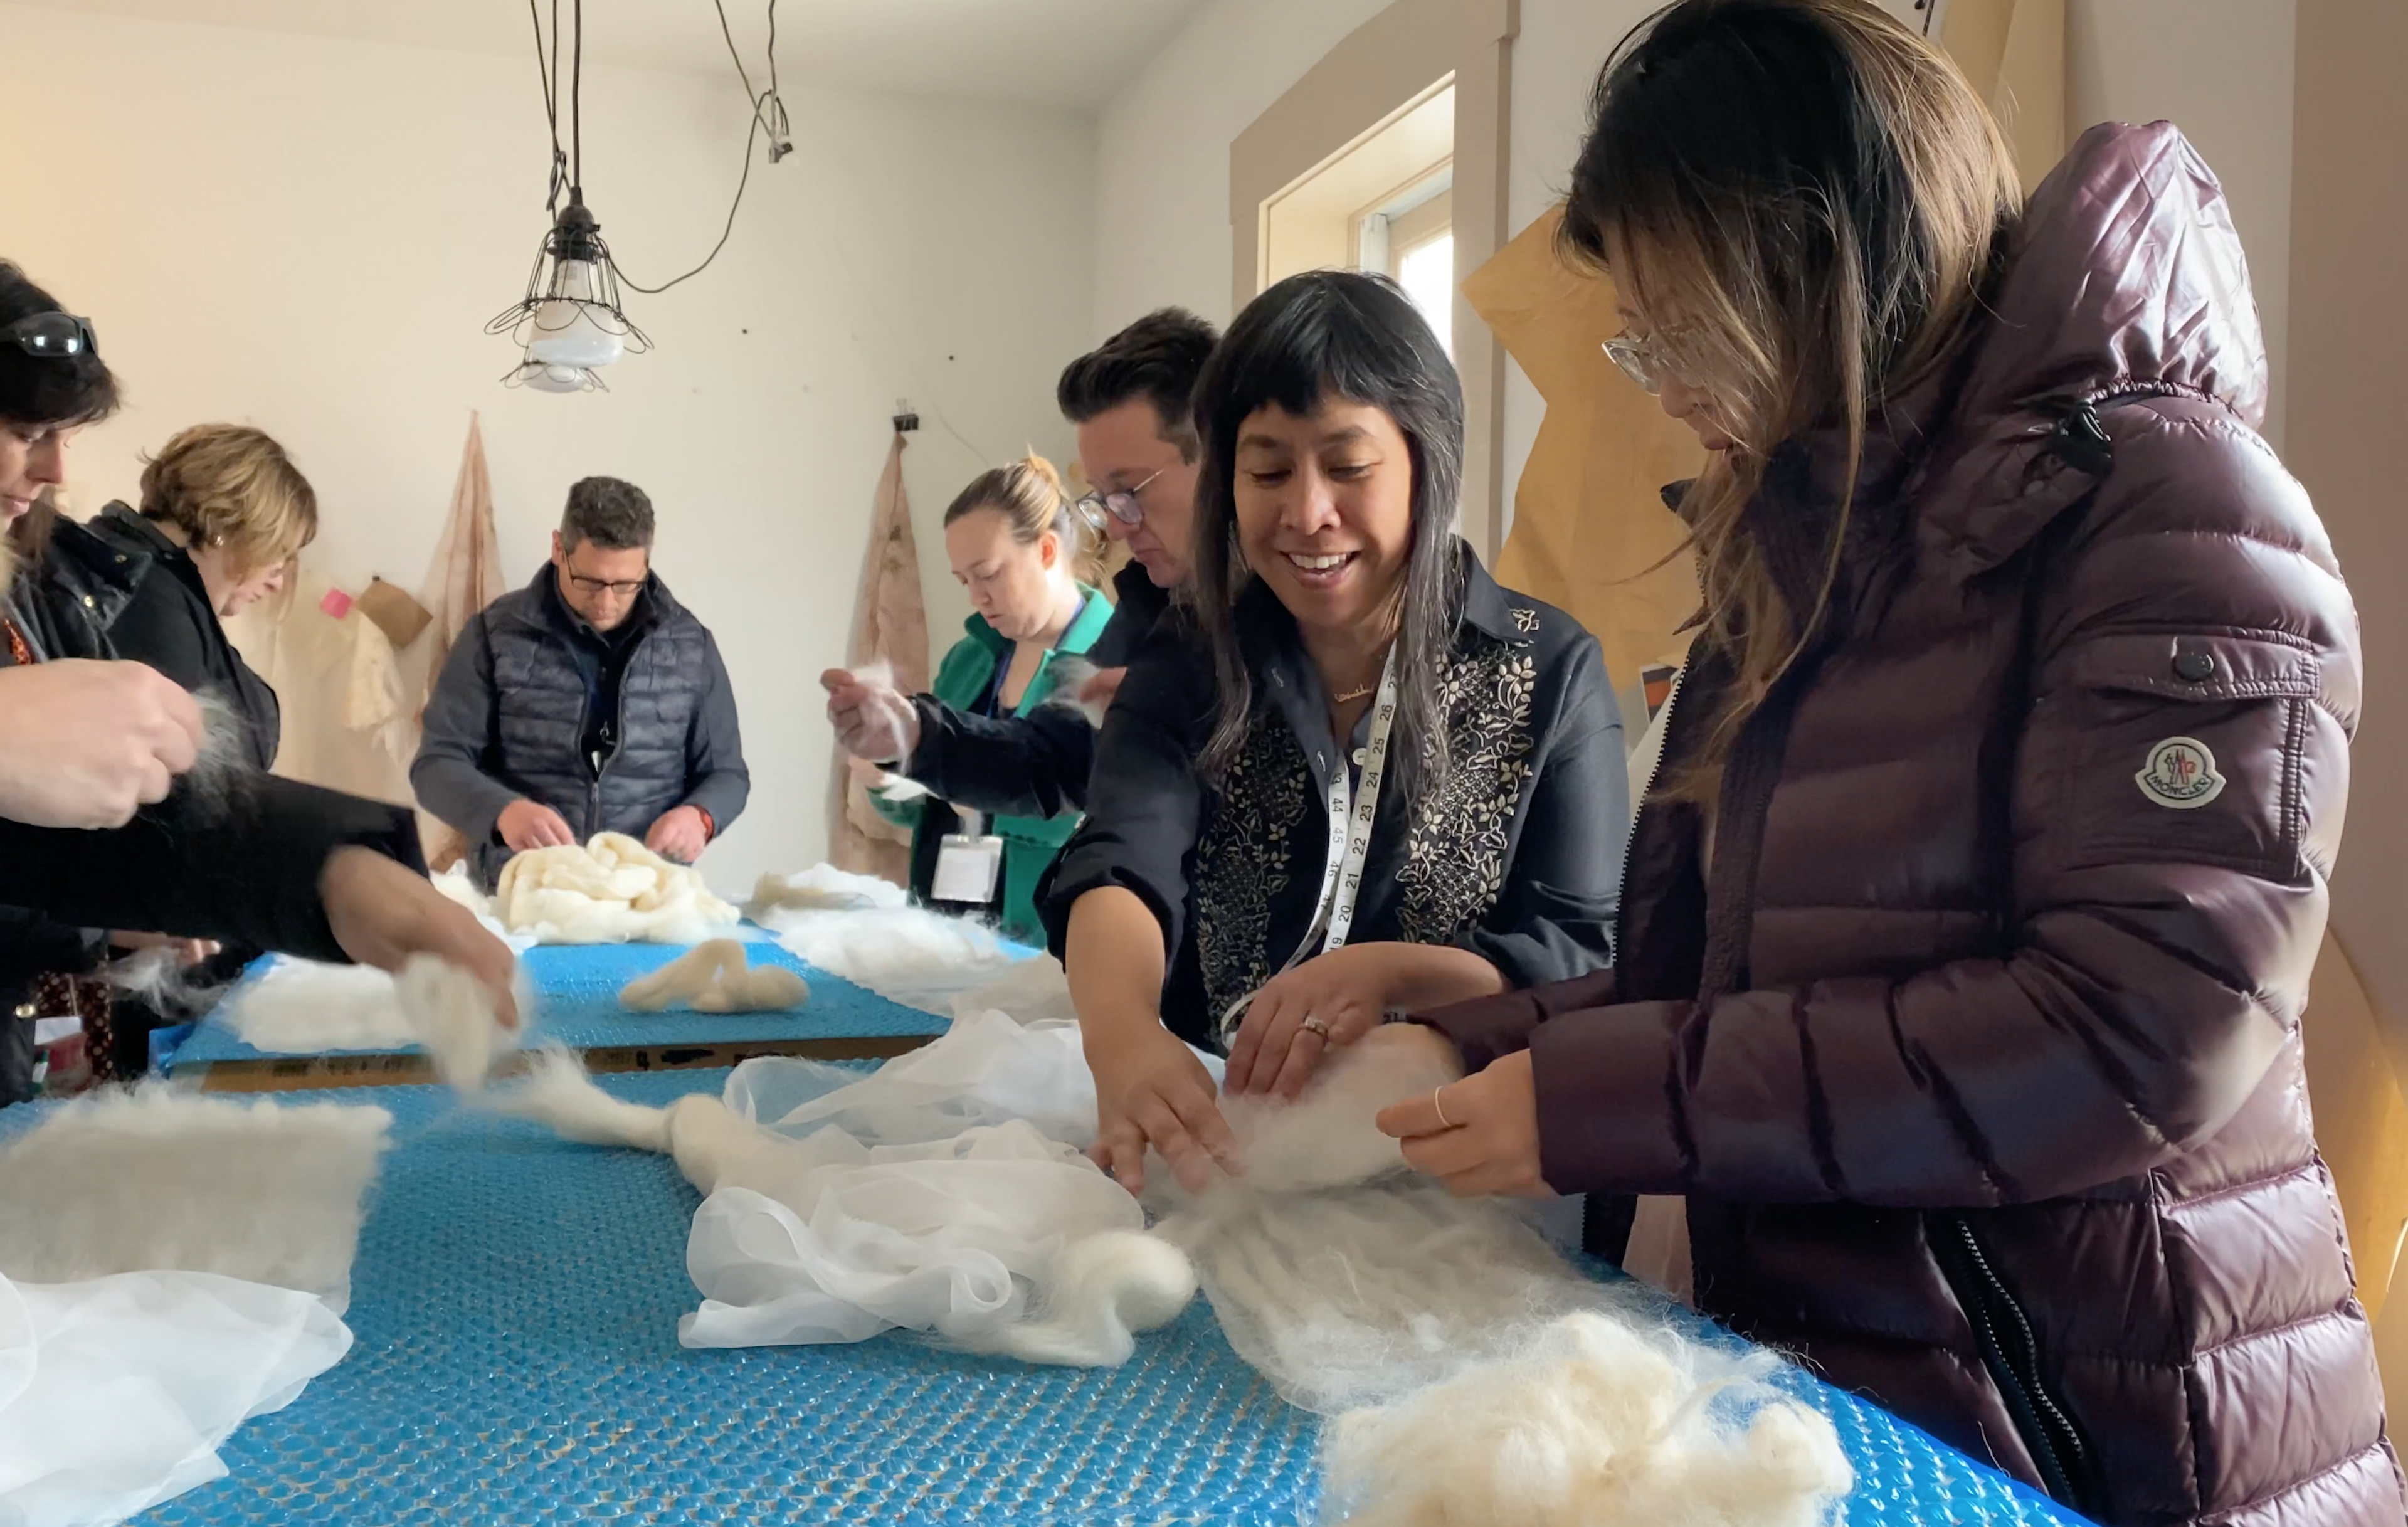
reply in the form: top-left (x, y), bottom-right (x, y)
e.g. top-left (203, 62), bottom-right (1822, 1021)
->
top-left (84, 1068), bottom-right (2096, 1526)
top-left (169, 936), bottom-right (961, 1069)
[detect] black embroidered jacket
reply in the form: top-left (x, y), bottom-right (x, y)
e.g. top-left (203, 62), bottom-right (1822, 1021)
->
top-left (1041, 542), bottom-right (1625, 1048)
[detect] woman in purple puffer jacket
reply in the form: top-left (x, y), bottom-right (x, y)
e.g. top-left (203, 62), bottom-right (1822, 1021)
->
top-left (1375, 2), bottom-right (2397, 1523)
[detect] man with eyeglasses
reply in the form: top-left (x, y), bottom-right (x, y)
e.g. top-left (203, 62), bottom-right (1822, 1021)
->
top-left (822, 308), bottom-right (1217, 823)
top-left (415, 475), bottom-right (748, 889)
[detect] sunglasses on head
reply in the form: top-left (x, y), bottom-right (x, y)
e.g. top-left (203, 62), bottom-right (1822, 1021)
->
top-left (4, 312), bottom-right (100, 361)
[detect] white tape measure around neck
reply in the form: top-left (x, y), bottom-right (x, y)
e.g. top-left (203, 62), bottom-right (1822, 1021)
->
top-left (1217, 648), bottom-right (1401, 1037)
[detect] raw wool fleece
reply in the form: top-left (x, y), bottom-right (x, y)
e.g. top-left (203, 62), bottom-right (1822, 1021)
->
top-left (221, 951), bottom-right (534, 1062)
top-left (493, 832), bottom-right (740, 945)
top-left (0, 1269), bottom-right (355, 1527)
top-left (752, 879), bottom-right (1018, 1015)
top-left (748, 864), bottom-right (907, 915)
top-left (618, 939), bottom-right (809, 1014)
top-left (0, 1089), bottom-right (393, 1313)
top-left (1319, 1311), bottom-right (1854, 1527)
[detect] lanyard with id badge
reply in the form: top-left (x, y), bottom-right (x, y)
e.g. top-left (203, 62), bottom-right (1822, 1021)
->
top-left (1216, 650), bottom-right (1400, 1040)
top-left (929, 808), bottom-right (1006, 916)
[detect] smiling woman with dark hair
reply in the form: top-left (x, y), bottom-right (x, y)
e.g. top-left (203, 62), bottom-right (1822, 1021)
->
top-left (1042, 268), bottom-right (1626, 1195)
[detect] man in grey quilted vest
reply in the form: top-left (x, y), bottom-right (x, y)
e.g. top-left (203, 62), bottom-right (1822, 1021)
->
top-left (413, 477), bottom-right (749, 890)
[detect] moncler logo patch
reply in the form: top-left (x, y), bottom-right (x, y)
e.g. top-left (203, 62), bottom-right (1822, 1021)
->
top-left (2136, 736), bottom-right (2226, 810)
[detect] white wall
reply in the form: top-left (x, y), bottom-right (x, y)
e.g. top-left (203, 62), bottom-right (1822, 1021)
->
top-left (1090, 0), bottom-right (1390, 337)
top-left (0, 1), bottom-right (1096, 889)
top-left (2066, 0), bottom-right (2296, 447)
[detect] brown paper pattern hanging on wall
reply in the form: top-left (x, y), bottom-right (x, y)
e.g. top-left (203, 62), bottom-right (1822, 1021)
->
top-left (1462, 204), bottom-right (1704, 690)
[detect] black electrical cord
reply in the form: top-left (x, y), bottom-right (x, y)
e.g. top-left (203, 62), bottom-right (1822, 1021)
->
top-left (611, 0), bottom-right (781, 293)
top-left (571, 0), bottom-right (584, 194)
top-left (525, 0), bottom-right (569, 213)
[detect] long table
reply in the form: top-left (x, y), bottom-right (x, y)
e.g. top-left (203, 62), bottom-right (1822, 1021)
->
top-left (167, 940), bottom-right (956, 1090)
top-left (102, 1068), bottom-right (2096, 1526)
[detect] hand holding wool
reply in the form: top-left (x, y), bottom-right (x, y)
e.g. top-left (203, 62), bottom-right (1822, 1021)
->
top-left (320, 847), bottom-right (522, 1028)
top-left (1223, 944), bottom-right (1397, 1097)
top-left (1377, 1038), bottom-right (1550, 1198)
top-left (0, 659), bottom-right (203, 828)
top-left (820, 665), bottom-right (919, 765)
top-left (1085, 1021), bottom-right (1239, 1195)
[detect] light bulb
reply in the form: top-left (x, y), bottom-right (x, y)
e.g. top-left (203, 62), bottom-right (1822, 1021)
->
top-left (529, 258), bottom-right (626, 368)
top-left (523, 362), bottom-right (594, 393)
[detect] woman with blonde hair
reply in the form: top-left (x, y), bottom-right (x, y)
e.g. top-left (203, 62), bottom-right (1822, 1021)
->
top-left (867, 454), bottom-right (1113, 943)
top-left (85, 422), bottom-right (318, 769)
top-left (1378, 3), bottom-right (2390, 1523)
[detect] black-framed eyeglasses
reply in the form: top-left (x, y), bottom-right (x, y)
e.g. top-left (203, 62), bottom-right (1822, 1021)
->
top-left (1069, 468), bottom-right (1164, 534)
top-left (566, 569), bottom-right (646, 596)
top-left (4, 312), bottom-right (100, 362)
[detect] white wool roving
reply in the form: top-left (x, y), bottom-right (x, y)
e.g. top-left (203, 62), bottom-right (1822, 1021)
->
top-left (0, 1268), bottom-right (354, 1527)
top-left (1319, 1309), bottom-right (1854, 1527)
top-left (222, 959), bottom-right (418, 1053)
top-left (0, 1089), bottom-right (392, 1313)
top-left (618, 939), bottom-right (809, 1014)
top-left (1141, 1033), bottom-right (1639, 1414)
top-left (749, 864), bottom-right (907, 916)
top-left (953, 1228), bottom-right (1198, 1368)
top-left (494, 832), bottom-right (740, 945)
top-left (393, 953), bottom-right (528, 1092)
top-left (483, 1047), bottom-right (674, 1151)
top-left (758, 902), bottom-right (1017, 1014)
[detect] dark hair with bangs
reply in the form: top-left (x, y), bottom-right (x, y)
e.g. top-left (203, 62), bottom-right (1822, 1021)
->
top-left (1190, 268), bottom-right (1465, 793)
top-left (1, 262), bottom-right (120, 430)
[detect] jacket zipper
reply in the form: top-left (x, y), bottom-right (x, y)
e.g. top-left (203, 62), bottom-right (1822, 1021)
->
top-left (1930, 1212), bottom-right (2102, 1515)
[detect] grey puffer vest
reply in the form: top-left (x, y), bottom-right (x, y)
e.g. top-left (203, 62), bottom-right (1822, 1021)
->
top-left (470, 569), bottom-right (714, 886)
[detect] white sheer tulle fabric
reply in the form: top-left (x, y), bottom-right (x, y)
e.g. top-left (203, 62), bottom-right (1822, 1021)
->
top-left (492, 832), bottom-right (740, 944)
top-left (0, 1270), bottom-right (354, 1527)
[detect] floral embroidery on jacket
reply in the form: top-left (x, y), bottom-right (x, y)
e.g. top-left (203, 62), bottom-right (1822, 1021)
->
top-left (1195, 721), bottom-right (1311, 1024)
top-left (1398, 643), bottom-right (1538, 944)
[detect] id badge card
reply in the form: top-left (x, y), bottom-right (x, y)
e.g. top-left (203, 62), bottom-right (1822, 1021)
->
top-left (932, 833), bottom-right (1005, 906)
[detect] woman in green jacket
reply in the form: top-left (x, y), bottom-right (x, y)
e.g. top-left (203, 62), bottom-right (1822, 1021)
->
top-left (872, 455), bottom-right (1112, 941)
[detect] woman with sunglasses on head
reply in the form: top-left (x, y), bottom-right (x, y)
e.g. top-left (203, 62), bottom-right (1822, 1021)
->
top-left (1043, 270), bottom-right (1626, 1195)
top-left (1374, 4), bottom-right (2386, 1523)
top-left (0, 260), bottom-right (517, 1086)
top-left (861, 455), bottom-right (1115, 943)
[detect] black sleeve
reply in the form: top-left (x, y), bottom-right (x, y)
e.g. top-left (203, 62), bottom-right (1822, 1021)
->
top-left (0, 905), bottom-right (108, 984)
top-left (0, 771), bottom-right (426, 963)
top-left (1037, 621), bottom-right (1215, 963)
top-left (1455, 632), bottom-right (1625, 986)
top-left (902, 697), bottom-right (1099, 820)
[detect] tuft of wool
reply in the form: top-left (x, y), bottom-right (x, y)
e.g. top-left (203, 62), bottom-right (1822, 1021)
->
top-left (1215, 1028), bottom-right (1463, 1194)
top-left (618, 939), bottom-right (809, 1014)
top-left (756, 901), bottom-right (1017, 1014)
top-left (221, 959), bottom-right (417, 1053)
top-left (954, 1228), bottom-right (1198, 1368)
top-left (393, 953), bottom-right (527, 1092)
top-left (747, 864), bottom-right (907, 916)
top-left (1039, 656), bottom-right (1112, 729)
top-left (493, 832), bottom-right (740, 945)
top-left (0, 1088), bottom-right (392, 1313)
top-left (482, 1047), bottom-right (673, 1151)
top-left (1319, 1309), bottom-right (1854, 1527)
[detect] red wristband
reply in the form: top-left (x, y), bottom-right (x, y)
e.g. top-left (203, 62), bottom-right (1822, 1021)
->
top-left (693, 806), bottom-right (716, 842)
